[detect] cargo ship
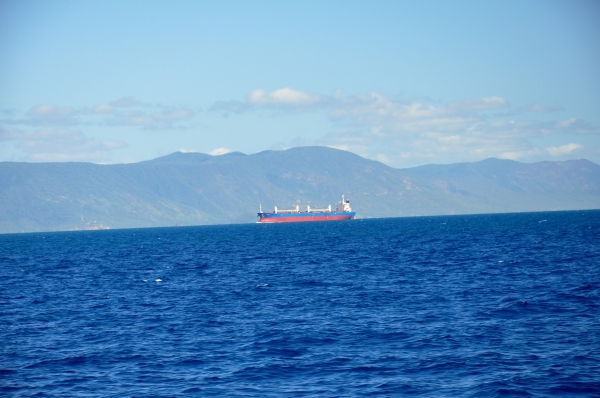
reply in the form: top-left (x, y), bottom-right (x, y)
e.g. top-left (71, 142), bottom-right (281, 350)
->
top-left (257, 195), bottom-right (356, 223)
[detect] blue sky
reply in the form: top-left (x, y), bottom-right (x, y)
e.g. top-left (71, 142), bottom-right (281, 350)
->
top-left (1, 0), bottom-right (599, 167)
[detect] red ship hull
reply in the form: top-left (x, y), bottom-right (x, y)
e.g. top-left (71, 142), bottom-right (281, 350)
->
top-left (258, 214), bottom-right (354, 223)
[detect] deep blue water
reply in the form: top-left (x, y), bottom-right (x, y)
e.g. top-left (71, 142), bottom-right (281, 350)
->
top-left (1, 211), bottom-right (599, 397)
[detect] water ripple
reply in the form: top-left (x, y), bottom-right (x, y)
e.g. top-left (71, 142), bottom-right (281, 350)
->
top-left (1, 211), bottom-right (599, 396)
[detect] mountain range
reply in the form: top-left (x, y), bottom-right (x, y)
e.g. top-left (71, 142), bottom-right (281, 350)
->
top-left (1, 146), bottom-right (599, 233)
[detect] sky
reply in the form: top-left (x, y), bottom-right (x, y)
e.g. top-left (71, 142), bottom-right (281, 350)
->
top-left (0, 0), bottom-right (599, 168)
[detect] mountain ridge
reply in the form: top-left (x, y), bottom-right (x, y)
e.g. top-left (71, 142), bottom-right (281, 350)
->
top-left (1, 146), bottom-right (599, 233)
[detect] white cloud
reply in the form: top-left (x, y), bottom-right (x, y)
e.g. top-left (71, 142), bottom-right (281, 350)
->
top-left (154, 109), bottom-right (194, 122)
top-left (497, 148), bottom-right (543, 160)
top-left (0, 97), bottom-right (194, 130)
top-left (247, 88), bottom-right (320, 105)
top-left (498, 143), bottom-right (586, 160)
top-left (6, 92), bottom-right (597, 167)
top-left (546, 143), bottom-right (583, 156)
top-left (209, 89), bottom-right (599, 166)
top-left (2, 98), bottom-right (194, 130)
top-left (92, 104), bottom-right (115, 114)
top-left (110, 96), bottom-right (140, 107)
top-left (310, 92), bottom-right (598, 167)
top-left (448, 96), bottom-right (509, 110)
top-left (557, 118), bottom-right (577, 128)
top-left (0, 127), bottom-right (126, 162)
top-left (209, 147), bottom-right (232, 156)
top-left (106, 108), bottom-right (194, 129)
top-left (523, 103), bottom-right (564, 112)
top-left (28, 104), bottom-right (76, 117)
top-left (11, 104), bottom-right (81, 126)
top-left (554, 118), bottom-right (599, 134)
top-left (209, 87), bottom-right (322, 115)
top-left (327, 92), bottom-right (477, 137)
top-left (326, 144), bottom-right (351, 152)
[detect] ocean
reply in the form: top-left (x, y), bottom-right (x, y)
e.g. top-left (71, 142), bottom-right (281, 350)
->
top-left (1, 211), bottom-right (599, 396)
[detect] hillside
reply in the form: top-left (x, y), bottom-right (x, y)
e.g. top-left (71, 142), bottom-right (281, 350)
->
top-left (1, 146), bottom-right (599, 233)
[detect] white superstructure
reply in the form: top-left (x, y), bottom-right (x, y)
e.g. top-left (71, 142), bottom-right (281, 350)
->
top-left (336, 195), bottom-right (352, 212)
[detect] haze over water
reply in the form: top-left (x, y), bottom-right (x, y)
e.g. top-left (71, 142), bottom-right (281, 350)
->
top-left (2, 211), bottom-right (599, 396)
